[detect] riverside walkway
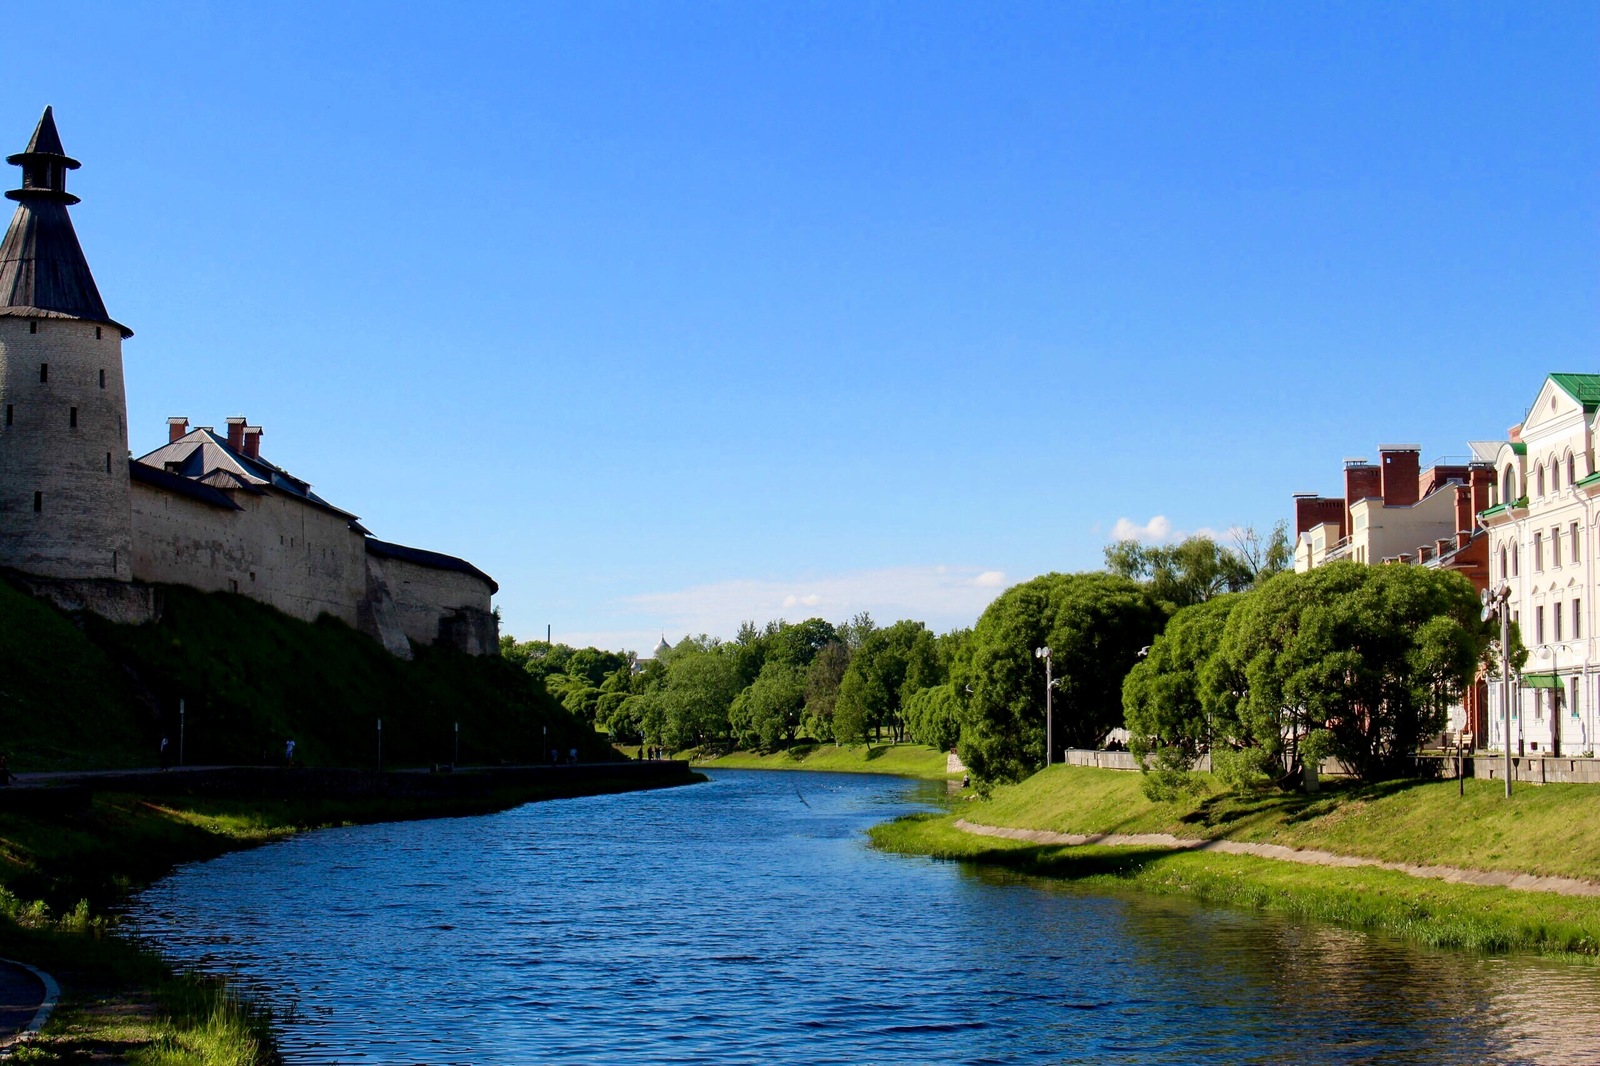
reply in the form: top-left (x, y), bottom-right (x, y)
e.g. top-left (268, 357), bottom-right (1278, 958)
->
top-left (0, 958), bottom-right (56, 1057)
top-left (953, 819), bottom-right (1600, 898)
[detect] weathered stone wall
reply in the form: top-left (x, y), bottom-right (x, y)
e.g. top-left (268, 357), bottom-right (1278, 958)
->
top-left (131, 480), bottom-right (366, 626)
top-left (0, 316), bottom-right (132, 579)
top-left (379, 554), bottom-right (498, 654)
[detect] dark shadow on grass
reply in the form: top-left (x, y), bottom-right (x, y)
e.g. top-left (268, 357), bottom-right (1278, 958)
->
top-left (864, 745), bottom-right (886, 762)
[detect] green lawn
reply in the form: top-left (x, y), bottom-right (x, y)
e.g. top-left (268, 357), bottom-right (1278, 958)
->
top-left (871, 814), bottom-right (1600, 960)
top-left (966, 763), bottom-right (1600, 882)
top-left (694, 741), bottom-right (955, 780)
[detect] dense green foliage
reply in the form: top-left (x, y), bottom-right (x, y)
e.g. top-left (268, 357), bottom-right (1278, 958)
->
top-left (1122, 562), bottom-right (1494, 785)
top-left (1103, 522), bottom-right (1289, 612)
top-left (955, 572), bottom-right (1165, 782)
top-left (0, 577), bottom-right (603, 771)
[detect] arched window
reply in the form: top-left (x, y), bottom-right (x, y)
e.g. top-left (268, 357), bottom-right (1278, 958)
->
top-left (1504, 464), bottom-right (1518, 503)
top-left (1500, 544), bottom-right (1508, 580)
top-left (1552, 459), bottom-right (1561, 492)
top-left (1512, 543), bottom-right (1520, 576)
top-left (1537, 465), bottom-right (1546, 497)
top-left (1568, 453), bottom-right (1577, 486)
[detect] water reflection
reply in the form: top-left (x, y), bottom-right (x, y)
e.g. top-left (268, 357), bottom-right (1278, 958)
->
top-left (124, 770), bottom-right (1600, 1065)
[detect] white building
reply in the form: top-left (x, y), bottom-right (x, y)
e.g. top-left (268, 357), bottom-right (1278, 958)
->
top-left (1480, 374), bottom-right (1600, 757)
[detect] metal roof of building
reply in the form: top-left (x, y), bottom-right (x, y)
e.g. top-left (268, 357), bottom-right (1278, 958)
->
top-left (0, 108), bottom-right (130, 337)
top-left (1549, 373), bottom-right (1600, 409)
top-left (129, 460), bottom-right (243, 511)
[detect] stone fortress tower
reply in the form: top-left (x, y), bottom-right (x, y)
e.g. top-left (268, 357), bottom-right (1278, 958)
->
top-left (0, 107), bottom-right (134, 581)
top-left (0, 107), bottom-right (498, 653)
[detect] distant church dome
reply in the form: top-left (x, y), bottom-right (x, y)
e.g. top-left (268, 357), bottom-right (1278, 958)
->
top-left (654, 635), bottom-right (670, 657)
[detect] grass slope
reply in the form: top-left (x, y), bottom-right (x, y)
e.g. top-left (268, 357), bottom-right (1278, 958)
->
top-left (871, 815), bottom-right (1600, 960)
top-left (0, 577), bottom-right (603, 771)
top-left (696, 741), bottom-right (954, 780)
top-left (966, 764), bottom-right (1600, 882)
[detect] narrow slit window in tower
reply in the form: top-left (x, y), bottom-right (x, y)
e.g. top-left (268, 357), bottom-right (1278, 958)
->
top-left (95, 326), bottom-right (102, 340)
top-left (4, 405), bottom-right (11, 427)
top-left (28, 321), bottom-right (36, 334)
top-left (32, 492), bottom-right (41, 513)
top-left (69, 406), bottom-right (77, 428)
top-left (38, 363), bottom-right (47, 383)
top-left (104, 451), bottom-right (111, 473)
top-left (99, 369), bottom-right (105, 389)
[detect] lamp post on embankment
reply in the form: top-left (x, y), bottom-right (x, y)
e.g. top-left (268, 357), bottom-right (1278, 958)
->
top-left (1035, 646), bottom-right (1053, 766)
top-left (1481, 584), bottom-right (1513, 798)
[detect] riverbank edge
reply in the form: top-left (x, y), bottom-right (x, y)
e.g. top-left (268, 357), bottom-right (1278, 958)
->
top-left (870, 812), bottom-right (1600, 963)
top-left (689, 742), bottom-right (957, 781)
top-left (1, 766), bottom-right (706, 1064)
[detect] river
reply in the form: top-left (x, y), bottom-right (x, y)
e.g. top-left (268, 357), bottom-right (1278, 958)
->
top-left (123, 770), bottom-right (1600, 1064)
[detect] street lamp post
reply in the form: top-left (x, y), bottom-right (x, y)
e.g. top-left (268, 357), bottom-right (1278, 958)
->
top-left (1035, 646), bottom-right (1053, 767)
top-left (178, 698), bottom-right (186, 768)
top-left (1481, 584), bottom-right (1514, 798)
top-left (454, 720), bottom-right (460, 768)
top-left (377, 718), bottom-right (383, 772)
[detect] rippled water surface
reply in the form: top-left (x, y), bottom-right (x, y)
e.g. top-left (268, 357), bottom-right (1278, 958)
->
top-left (124, 770), bottom-right (1600, 1064)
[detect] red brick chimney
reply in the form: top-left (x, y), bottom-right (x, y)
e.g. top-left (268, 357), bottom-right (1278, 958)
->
top-left (1469, 465), bottom-right (1495, 516)
top-left (1294, 494), bottom-right (1347, 539)
top-left (1379, 446), bottom-right (1421, 507)
top-left (226, 416), bottom-right (247, 453)
top-left (167, 416), bottom-right (189, 443)
top-left (242, 425), bottom-right (262, 459)
top-left (1344, 460), bottom-right (1382, 522)
top-left (1452, 484), bottom-right (1476, 535)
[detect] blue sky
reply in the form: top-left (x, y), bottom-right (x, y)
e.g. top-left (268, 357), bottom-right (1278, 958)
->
top-left (10, 2), bottom-right (1597, 651)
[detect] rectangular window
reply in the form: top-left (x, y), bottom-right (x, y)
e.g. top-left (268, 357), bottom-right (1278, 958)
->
top-left (1576, 600), bottom-right (1583, 639)
top-left (1536, 606), bottom-right (1545, 644)
top-left (1572, 523), bottom-right (1581, 563)
top-left (68, 406), bottom-right (77, 428)
top-left (28, 320), bottom-right (37, 334)
top-left (98, 368), bottom-right (106, 389)
top-left (1534, 533), bottom-right (1543, 571)
top-left (1553, 527), bottom-right (1562, 566)
top-left (104, 452), bottom-right (111, 473)
top-left (4, 404), bottom-right (11, 427)
top-left (38, 363), bottom-right (47, 383)
top-left (1574, 681), bottom-right (1582, 720)
top-left (95, 326), bottom-right (102, 340)
top-left (1554, 602), bottom-right (1563, 641)
top-left (32, 491), bottom-right (41, 513)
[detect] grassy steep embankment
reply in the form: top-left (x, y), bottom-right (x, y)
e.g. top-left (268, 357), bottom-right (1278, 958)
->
top-left (871, 764), bottom-right (1600, 961)
top-left (695, 741), bottom-right (954, 780)
top-left (0, 577), bottom-right (606, 770)
top-left (0, 576), bottom-right (628, 1062)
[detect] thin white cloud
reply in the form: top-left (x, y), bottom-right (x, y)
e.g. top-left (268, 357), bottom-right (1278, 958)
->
top-left (1111, 515), bottom-right (1174, 541)
top-left (973, 570), bottom-right (1007, 588)
top-left (1108, 516), bottom-right (1225, 545)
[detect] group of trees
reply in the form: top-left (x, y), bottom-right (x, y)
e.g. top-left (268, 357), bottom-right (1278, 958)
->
top-left (1122, 561), bottom-right (1502, 786)
top-left (501, 616), bottom-right (970, 755)
top-left (501, 519), bottom-right (1500, 792)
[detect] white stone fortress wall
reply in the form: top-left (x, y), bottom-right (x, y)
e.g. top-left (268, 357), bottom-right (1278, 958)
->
top-left (0, 314), bottom-right (132, 579)
top-left (131, 479), bottom-right (368, 627)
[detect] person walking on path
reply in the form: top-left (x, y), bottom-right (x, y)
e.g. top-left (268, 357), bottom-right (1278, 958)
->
top-left (159, 737), bottom-right (170, 771)
top-left (284, 738), bottom-right (296, 768)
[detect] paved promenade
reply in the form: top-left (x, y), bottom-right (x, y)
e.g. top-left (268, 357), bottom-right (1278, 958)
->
top-left (0, 958), bottom-right (55, 1056)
